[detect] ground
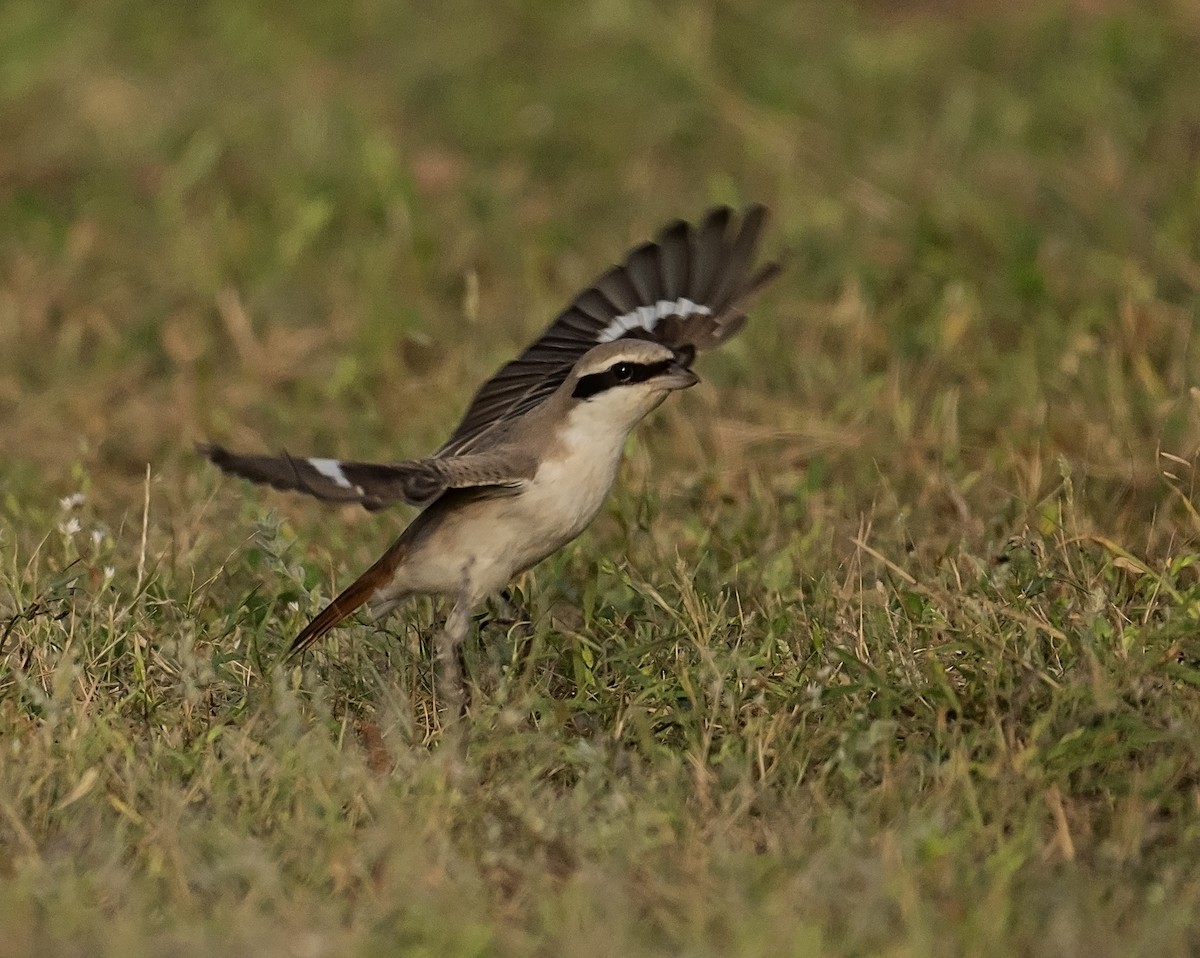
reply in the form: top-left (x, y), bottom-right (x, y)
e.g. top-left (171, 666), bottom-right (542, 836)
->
top-left (3, 0), bottom-right (1200, 954)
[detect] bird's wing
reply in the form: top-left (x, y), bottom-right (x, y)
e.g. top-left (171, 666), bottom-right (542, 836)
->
top-left (436, 205), bottom-right (781, 457)
top-left (199, 442), bottom-right (536, 511)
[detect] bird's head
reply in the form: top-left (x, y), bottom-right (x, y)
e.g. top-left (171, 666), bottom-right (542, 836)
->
top-left (566, 339), bottom-right (698, 429)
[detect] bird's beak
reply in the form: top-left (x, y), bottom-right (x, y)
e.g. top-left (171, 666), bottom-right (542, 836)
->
top-left (658, 362), bottom-right (700, 391)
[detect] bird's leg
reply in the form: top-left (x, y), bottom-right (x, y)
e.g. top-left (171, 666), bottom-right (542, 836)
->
top-left (435, 598), bottom-right (472, 725)
top-left (497, 587), bottom-right (535, 667)
top-left (496, 588), bottom-right (531, 624)
top-left (474, 588), bottom-right (535, 693)
top-left (476, 588), bottom-right (529, 630)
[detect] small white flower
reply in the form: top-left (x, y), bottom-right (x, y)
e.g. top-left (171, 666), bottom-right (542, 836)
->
top-left (91, 528), bottom-right (107, 547)
top-left (59, 493), bottom-right (86, 510)
top-left (103, 566), bottom-right (116, 582)
top-left (59, 517), bottom-right (81, 536)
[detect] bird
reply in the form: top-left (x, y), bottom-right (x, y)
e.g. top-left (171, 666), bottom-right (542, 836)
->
top-left (201, 205), bottom-right (780, 715)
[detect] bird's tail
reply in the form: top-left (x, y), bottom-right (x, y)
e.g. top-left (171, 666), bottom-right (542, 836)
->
top-left (288, 538), bottom-right (408, 658)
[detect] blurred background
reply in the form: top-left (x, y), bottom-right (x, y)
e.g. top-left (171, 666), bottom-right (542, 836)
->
top-left (6, 4), bottom-right (1200, 953)
top-left (2, 0), bottom-right (1199, 555)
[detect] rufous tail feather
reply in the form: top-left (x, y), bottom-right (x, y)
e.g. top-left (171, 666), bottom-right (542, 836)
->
top-left (288, 543), bottom-right (405, 657)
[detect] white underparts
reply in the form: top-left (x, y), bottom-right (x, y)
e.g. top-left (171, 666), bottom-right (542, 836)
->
top-left (595, 297), bottom-right (712, 343)
top-left (309, 458), bottom-right (352, 489)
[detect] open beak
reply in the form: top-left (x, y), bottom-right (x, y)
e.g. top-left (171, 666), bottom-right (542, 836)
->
top-left (658, 361), bottom-right (700, 391)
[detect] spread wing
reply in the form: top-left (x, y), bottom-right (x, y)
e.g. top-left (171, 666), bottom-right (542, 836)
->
top-left (436, 204), bottom-right (781, 457)
top-left (199, 442), bottom-right (535, 511)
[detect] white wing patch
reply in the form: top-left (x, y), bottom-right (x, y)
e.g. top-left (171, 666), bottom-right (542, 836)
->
top-left (308, 458), bottom-right (352, 489)
top-left (596, 298), bottom-right (712, 343)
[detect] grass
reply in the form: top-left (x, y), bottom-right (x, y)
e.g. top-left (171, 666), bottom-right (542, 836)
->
top-left (4, 0), bottom-right (1200, 953)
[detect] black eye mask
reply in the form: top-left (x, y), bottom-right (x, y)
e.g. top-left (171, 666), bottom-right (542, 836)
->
top-left (572, 358), bottom-right (676, 400)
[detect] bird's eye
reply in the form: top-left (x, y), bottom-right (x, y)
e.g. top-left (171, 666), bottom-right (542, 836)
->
top-left (611, 362), bottom-right (634, 383)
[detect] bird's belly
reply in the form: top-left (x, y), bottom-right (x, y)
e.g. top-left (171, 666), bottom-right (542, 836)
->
top-left (387, 446), bottom-right (621, 602)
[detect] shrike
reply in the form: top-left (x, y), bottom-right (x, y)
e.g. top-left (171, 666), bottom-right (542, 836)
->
top-left (202, 206), bottom-right (779, 712)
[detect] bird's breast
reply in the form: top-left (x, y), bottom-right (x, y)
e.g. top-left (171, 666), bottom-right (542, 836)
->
top-left (382, 419), bottom-right (631, 603)
top-left (524, 422), bottom-right (627, 539)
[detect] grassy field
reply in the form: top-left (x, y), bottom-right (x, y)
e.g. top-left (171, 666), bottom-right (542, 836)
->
top-left (4, 0), bottom-right (1200, 953)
